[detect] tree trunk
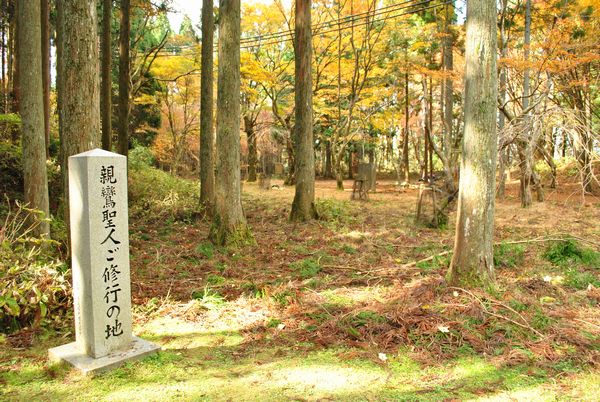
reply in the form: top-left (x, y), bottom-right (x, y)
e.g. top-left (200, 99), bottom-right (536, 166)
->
top-left (10, 0), bottom-right (18, 117)
top-left (497, 0), bottom-right (509, 198)
top-left (101, 0), bottom-right (112, 151)
top-left (519, 0), bottom-right (533, 207)
top-left (210, 0), bottom-right (251, 246)
top-left (324, 141), bottom-right (333, 178)
top-left (284, 134), bottom-right (295, 185)
top-left (41, 0), bottom-right (50, 158)
top-left (290, 0), bottom-right (317, 221)
top-left (200, 0), bottom-right (215, 211)
top-left (18, 0), bottom-right (49, 237)
top-left (403, 71), bottom-right (410, 183)
top-left (245, 115), bottom-right (257, 182)
top-left (442, 1), bottom-right (454, 170)
top-left (1, 0), bottom-right (6, 113)
top-left (448, 0), bottom-right (498, 288)
top-left (57, 0), bottom-right (100, 233)
top-left (118, 0), bottom-right (130, 157)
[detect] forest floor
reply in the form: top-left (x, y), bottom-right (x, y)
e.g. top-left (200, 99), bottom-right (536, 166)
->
top-left (2, 175), bottom-right (600, 401)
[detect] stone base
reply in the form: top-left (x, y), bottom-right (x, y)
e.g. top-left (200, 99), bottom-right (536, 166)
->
top-left (48, 336), bottom-right (160, 376)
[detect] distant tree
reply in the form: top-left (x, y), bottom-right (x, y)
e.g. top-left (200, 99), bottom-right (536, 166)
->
top-left (210, 0), bottom-right (252, 245)
top-left (448, 0), bottom-right (498, 287)
top-left (200, 0), bottom-right (215, 211)
top-left (18, 0), bottom-right (49, 236)
top-left (290, 0), bottom-right (317, 221)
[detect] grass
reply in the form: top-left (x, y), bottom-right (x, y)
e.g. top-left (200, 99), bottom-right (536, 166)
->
top-left (2, 314), bottom-right (600, 402)
top-left (3, 178), bottom-right (600, 401)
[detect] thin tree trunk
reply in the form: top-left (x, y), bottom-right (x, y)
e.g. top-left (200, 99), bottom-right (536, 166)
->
top-left (1, 0), bottom-right (6, 113)
top-left (245, 115), bottom-right (257, 182)
top-left (210, 0), bottom-right (251, 245)
top-left (325, 141), bottom-right (333, 178)
top-left (57, 0), bottom-right (101, 233)
top-left (497, 0), bottom-right (509, 198)
top-left (10, 0), bottom-right (17, 117)
top-left (448, 0), bottom-right (498, 287)
top-left (101, 0), bottom-right (112, 151)
top-left (200, 0), bottom-right (215, 211)
top-left (290, 0), bottom-right (317, 221)
top-left (41, 0), bottom-right (50, 158)
top-left (18, 0), bottom-right (49, 236)
top-left (403, 70), bottom-right (410, 183)
top-left (519, 0), bottom-right (533, 207)
top-left (118, 0), bottom-right (130, 157)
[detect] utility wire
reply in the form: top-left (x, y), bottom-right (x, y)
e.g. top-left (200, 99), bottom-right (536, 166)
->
top-left (239, 0), bottom-right (426, 44)
top-left (147, 0), bottom-right (449, 58)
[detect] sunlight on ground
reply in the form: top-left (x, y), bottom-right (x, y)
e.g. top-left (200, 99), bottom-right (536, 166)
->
top-left (269, 364), bottom-right (385, 393)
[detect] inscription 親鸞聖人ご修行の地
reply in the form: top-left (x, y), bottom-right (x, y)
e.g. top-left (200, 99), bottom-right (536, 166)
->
top-left (48, 149), bottom-right (159, 375)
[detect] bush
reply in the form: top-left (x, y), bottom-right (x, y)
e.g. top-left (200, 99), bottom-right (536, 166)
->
top-left (315, 198), bottom-right (354, 224)
top-left (128, 147), bottom-right (201, 223)
top-left (543, 239), bottom-right (600, 267)
top-left (0, 141), bottom-right (23, 200)
top-left (0, 203), bottom-right (71, 333)
top-left (494, 243), bottom-right (525, 268)
top-left (129, 145), bottom-right (156, 170)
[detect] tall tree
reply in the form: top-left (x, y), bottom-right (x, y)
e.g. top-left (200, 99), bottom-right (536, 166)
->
top-left (210, 0), bottom-right (251, 245)
top-left (448, 0), bottom-right (498, 287)
top-left (118, 0), bottom-right (130, 157)
top-left (200, 0), bottom-right (215, 211)
top-left (290, 0), bottom-right (317, 221)
top-left (519, 0), bottom-right (533, 207)
top-left (101, 0), bottom-right (112, 151)
top-left (41, 0), bottom-right (50, 158)
top-left (18, 0), bottom-right (49, 236)
top-left (57, 0), bottom-right (101, 226)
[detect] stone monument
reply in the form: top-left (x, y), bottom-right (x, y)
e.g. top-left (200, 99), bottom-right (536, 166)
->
top-left (49, 149), bottom-right (159, 375)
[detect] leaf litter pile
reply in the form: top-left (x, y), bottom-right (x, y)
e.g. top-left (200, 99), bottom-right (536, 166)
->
top-left (128, 179), bottom-right (600, 370)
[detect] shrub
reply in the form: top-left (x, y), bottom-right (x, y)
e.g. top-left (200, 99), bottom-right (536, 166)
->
top-left (315, 198), bottom-right (354, 224)
top-left (128, 148), bottom-right (201, 223)
top-left (543, 239), bottom-right (600, 267)
top-left (0, 202), bottom-right (71, 333)
top-left (494, 243), bottom-right (525, 268)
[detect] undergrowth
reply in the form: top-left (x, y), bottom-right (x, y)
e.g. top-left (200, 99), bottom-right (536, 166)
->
top-left (0, 203), bottom-right (71, 334)
top-left (128, 146), bottom-right (202, 224)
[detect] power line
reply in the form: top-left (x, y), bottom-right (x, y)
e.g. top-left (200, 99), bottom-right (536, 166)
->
top-left (147, 0), bottom-right (449, 57)
top-left (241, 0), bottom-right (450, 49)
top-left (239, 0), bottom-right (425, 44)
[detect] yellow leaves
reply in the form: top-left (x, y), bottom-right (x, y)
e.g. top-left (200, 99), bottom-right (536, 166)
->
top-left (241, 52), bottom-right (274, 84)
top-left (151, 55), bottom-right (199, 82)
top-left (134, 94), bottom-right (157, 106)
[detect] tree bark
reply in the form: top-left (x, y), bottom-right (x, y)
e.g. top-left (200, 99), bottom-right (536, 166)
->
top-left (41, 0), bottom-right (50, 158)
top-left (244, 115), bottom-right (257, 182)
top-left (118, 0), bottom-right (130, 157)
top-left (200, 0), bottom-right (215, 211)
top-left (10, 0), bottom-right (18, 117)
top-left (18, 0), bottom-right (49, 237)
top-left (290, 0), bottom-right (317, 221)
top-left (324, 141), bottom-right (333, 178)
top-left (210, 0), bottom-right (251, 245)
top-left (403, 71), bottom-right (410, 183)
top-left (101, 0), bottom-right (112, 151)
top-left (519, 0), bottom-right (533, 207)
top-left (448, 0), bottom-right (498, 288)
top-left (497, 0), bottom-right (509, 198)
top-left (1, 0), bottom-right (6, 113)
top-left (57, 0), bottom-right (101, 231)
